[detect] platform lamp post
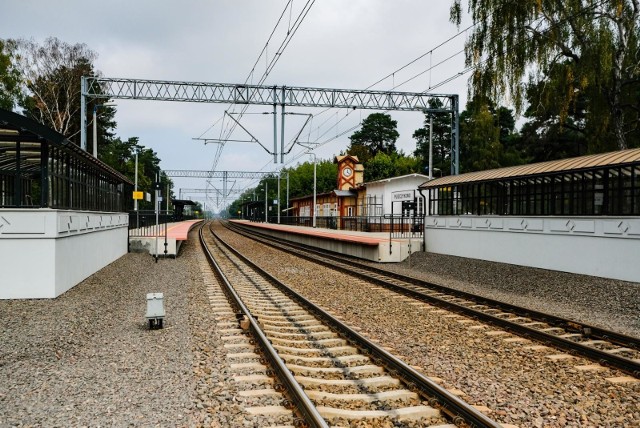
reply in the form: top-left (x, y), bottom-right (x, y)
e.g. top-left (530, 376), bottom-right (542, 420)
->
top-left (297, 141), bottom-right (318, 228)
top-left (265, 182), bottom-right (268, 223)
top-left (134, 146), bottom-right (140, 228)
top-left (308, 152), bottom-right (317, 228)
top-left (428, 113), bottom-right (433, 180)
top-left (92, 102), bottom-right (116, 158)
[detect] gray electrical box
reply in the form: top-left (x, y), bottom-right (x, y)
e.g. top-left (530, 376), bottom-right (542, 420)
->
top-left (146, 293), bottom-right (165, 329)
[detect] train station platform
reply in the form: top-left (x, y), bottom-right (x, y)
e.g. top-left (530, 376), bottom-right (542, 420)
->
top-left (129, 219), bottom-right (202, 256)
top-left (230, 220), bottom-right (423, 263)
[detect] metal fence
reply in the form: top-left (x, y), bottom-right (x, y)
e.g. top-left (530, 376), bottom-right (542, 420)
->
top-left (127, 210), bottom-right (169, 243)
top-left (273, 215), bottom-right (424, 238)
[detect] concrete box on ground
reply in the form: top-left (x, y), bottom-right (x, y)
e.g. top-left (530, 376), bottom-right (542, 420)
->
top-left (145, 293), bottom-right (165, 318)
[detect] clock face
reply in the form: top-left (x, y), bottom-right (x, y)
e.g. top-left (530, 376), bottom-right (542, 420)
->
top-left (342, 167), bottom-right (353, 178)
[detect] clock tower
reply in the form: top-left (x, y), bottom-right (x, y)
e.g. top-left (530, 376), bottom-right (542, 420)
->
top-left (335, 155), bottom-right (363, 191)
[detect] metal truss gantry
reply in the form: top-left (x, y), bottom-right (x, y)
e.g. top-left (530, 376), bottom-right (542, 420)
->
top-left (178, 188), bottom-right (245, 200)
top-left (81, 77), bottom-right (460, 174)
top-left (164, 170), bottom-right (277, 179)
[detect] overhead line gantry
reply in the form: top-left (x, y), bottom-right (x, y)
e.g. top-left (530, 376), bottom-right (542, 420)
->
top-left (81, 77), bottom-right (460, 174)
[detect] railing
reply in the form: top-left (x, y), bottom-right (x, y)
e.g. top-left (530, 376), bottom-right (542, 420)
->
top-left (128, 210), bottom-right (172, 234)
top-left (269, 215), bottom-right (424, 238)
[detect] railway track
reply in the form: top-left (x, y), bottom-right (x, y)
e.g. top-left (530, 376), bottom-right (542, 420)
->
top-left (224, 221), bottom-right (640, 378)
top-left (199, 222), bottom-right (501, 427)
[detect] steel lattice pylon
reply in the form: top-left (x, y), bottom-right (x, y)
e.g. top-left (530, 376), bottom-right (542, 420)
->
top-left (81, 77), bottom-right (460, 174)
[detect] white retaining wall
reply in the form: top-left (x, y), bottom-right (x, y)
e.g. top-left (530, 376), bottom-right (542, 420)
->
top-left (0, 209), bottom-right (129, 299)
top-left (424, 216), bottom-right (640, 283)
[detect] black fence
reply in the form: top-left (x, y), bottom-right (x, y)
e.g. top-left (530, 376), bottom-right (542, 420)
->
top-left (272, 215), bottom-right (424, 238)
top-left (427, 163), bottom-right (640, 216)
top-left (0, 109), bottom-right (132, 211)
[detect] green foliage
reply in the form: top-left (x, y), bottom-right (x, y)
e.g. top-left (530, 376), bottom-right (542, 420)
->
top-left (459, 97), bottom-right (527, 172)
top-left (413, 99), bottom-right (452, 176)
top-left (450, 0), bottom-right (640, 150)
top-left (347, 113), bottom-right (400, 162)
top-left (364, 152), bottom-right (421, 182)
top-left (519, 72), bottom-right (589, 161)
top-left (412, 95), bottom-right (527, 175)
top-left (99, 137), bottom-right (173, 210)
top-left (460, 103), bottom-right (502, 172)
top-left (0, 39), bottom-right (22, 110)
top-left (286, 159), bottom-right (338, 199)
top-left (15, 37), bottom-right (108, 144)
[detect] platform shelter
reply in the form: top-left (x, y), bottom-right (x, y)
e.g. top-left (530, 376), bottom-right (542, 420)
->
top-left (420, 149), bottom-right (640, 282)
top-left (0, 109), bottom-right (132, 299)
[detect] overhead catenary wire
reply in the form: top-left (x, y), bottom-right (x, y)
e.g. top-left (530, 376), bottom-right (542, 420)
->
top-left (204, 0), bottom-right (296, 172)
top-left (366, 23), bottom-right (475, 91)
top-left (296, 21), bottom-right (475, 153)
top-left (207, 0), bottom-right (316, 174)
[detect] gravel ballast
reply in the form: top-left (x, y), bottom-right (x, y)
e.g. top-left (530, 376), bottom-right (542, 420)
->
top-left (216, 224), bottom-right (640, 428)
top-left (376, 251), bottom-right (640, 338)
top-left (2, 222), bottom-right (639, 428)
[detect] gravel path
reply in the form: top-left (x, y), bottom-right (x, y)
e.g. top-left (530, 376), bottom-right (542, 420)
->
top-left (0, 231), bottom-right (241, 427)
top-left (216, 224), bottom-right (640, 428)
top-left (0, 250), bottom-right (196, 426)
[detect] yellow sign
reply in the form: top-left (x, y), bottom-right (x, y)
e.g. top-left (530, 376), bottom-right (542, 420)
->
top-left (133, 191), bottom-right (144, 200)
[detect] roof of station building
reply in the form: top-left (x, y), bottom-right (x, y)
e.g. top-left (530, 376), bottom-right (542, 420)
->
top-left (364, 173), bottom-right (430, 186)
top-left (420, 148), bottom-right (640, 188)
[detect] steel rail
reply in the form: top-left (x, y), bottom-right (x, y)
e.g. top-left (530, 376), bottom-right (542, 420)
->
top-left (226, 221), bottom-right (640, 377)
top-left (198, 223), bottom-right (329, 428)
top-left (211, 222), bottom-right (502, 428)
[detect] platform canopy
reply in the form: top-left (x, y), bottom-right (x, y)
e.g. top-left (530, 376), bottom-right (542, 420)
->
top-left (421, 148), bottom-right (640, 217)
top-left (0, 108), bottom-right (132, 210)
top-left (421, 148), bottom-right (640, 188)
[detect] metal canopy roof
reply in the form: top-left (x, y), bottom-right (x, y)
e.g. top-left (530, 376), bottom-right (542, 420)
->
top-left (420, 148), bottom-right (640, 188)
top-left (172, 199), bottom-right (197, 206)
top-left (0, 108), bottom-right (132, 184)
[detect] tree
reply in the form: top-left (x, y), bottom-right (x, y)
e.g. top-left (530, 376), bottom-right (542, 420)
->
top-left (14, 37), bottom-right (114, 145)
top-left (450, 0), bottom-right (640, 151)
top-left (0, 39), bottom-right (22, 110)
top-left (520, 70), bottom-right (589, 161)
top-left (365, 152), bottom-right (397, 182)
top-left (413, 99), bottom-right (452, 176)
top-left (100, 137), bottom-right (172, 210)
top-left (364, 152), bottom-right (421, 182)
top-left (285, 159), bottom-right (337, 199)
top-left (460, 102), bottom-right (502, 172)
top-left (347, 113), bottom-right (400, 162)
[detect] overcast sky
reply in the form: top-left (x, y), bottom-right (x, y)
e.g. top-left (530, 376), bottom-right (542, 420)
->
top-left (1, 1), bottom-right (472, 211)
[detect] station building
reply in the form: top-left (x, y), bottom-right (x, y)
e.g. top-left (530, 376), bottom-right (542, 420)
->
top-left (420, 148), bottom-right (640, 282)
top-left (0, 109), bottom-right (132, 299)
top-left (287, 155), bottom-right (427, 233)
